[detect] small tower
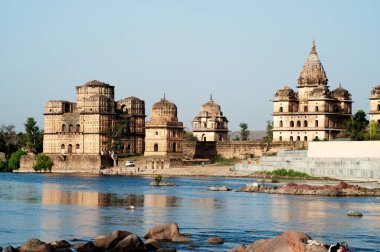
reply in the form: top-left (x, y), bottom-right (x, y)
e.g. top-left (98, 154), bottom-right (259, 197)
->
top-left (144, 97), bottom-right (184, 157)
top-left (192, 95), bottom-right (229, 141)
top-left (369, 85), bottom-right (380, 125)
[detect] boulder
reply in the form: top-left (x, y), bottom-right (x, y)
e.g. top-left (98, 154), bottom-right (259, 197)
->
top-left (207, 236), bottom-right (224, 244)
top-left (144, 239), bottom-right (160, 250)
top-left (227, 244), bottom-right (246, 252)
top-left (208, 186), bottom-right (232, 191)
top-left (144, 223), bottom-right (181, 240)
top-left (347, 211), bottom-right (363, 217)
top-left (19, 238), bottom-right (46, 252)
top-left (107, 234), bottom-right (146, 252)
top-left (94, 230), bottom-right (133, 250)
top-left (35, 244), bottom-right (54, 252)
top-left (50, 240), bottom-right (71, 248)
top-left (4, 246), bottom-right (16, 252)
top-left (75, 241), bottom-right (99, 252)
top-left (171, 235), bottom-right (192, 243)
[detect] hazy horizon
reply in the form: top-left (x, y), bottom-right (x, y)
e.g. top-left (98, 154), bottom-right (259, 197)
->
top-left (1, 1), bottom-right (379, 132)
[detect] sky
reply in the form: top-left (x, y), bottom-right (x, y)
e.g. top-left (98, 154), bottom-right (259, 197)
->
top-left (1, 0), bottom-right (379, 132)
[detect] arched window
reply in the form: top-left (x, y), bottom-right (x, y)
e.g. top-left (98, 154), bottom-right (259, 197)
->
top-left (315, 120), bottom-right (319, 127)
top-left (76, 124), bottom-right (80, 133)
top-left (296, 121), bottom-right (301, 127)
top-left (68, 144), bottom-right (73, 154)
top-left (315, 106), bottom-right (319, 112)
top-left (304, 106), bottom-right (308, 112)
top-left (279, 120), bottom-right (283, 127)
top-left (290, 121), bottom-right (294, 127)
top-left (203, 122), bottom-right (207, 128)
top-left (378, 104), bottom-right (380, 111)
top-left (211, 123), bottom-right (214, 128)
top-left (296, 136), bottom-right (300, 141)
top-left (69, 124), bottom-right (73, 133)
top-left (76, 144), bottom-right (80, 153)
top-left (61, 144), bottom-right (65, 149)
top-left (219, 135), bottom-right (222, 141)
top-left (154, 144), bottom-right (158, 152)
top-left (304, 120), bottom-right (308, 127)
top-left (279, 107), bottom-right (283, 112)
top-left (62, 124), bottom-right (66, 133)
top-left (279, 136), bottom-right (283, 141)
top-left (155, 131), bottom-right (158, 135)
top-left (173, 142), bottom-right (177, 152)
top-left (304, 136), bottom-right (308, 141)
top-left (290, 136), bottom-right (293, 142)
top-left (194, 123), bottom-right (197, 128)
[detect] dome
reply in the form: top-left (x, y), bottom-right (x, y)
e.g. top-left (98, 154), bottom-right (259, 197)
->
top-left (332, 84), bottom-right (352, 100)
top-left (82, 80), bottom-right (111, 87)
top-left (298, 41), bottom-right (328, 86)
top-left (274, 84), bottom-right (297, 100)
top-left (150, 97), bottom-right (178, 122)
top-left (200, 95), bottom-right (222, 117)
top-left (311, 84), bottom-right (331, 98)
top-left (370, 85), bottom-right (380, 99)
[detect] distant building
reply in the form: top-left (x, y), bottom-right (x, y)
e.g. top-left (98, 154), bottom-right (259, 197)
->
top-left (43, 80), bottom-right (145, 156)
top-left (272, 42), bottom-right (352, 142)
top-left (144, 96), bottom-right (184, 157)
top-left (369, 85), bottom-right (380, 125)
top-left (192, 95), bottom-right (229, 141)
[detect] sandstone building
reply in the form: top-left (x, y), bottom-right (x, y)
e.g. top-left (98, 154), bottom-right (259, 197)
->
top-left (192, 95), bottom-right (229, 141)
top-left (43, 80), bottom-right (145, 162)
top-left (369, 85), bottom-right (380, 125)
top-left (272, 42), bottom-right (352, 142)
top-left (144, 96), bottom-right (184, 157)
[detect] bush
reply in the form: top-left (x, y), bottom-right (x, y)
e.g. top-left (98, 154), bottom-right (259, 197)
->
top-left (212, 155), bottom-right (237, 166)
top-left (265, 169), bottom-right (311, 178)
top-left (8, 149), bottom-right (26, 171)
top-left (34, 154), bottom-right (53, 172)
top-left (0, 160), bottom-right (9, 172)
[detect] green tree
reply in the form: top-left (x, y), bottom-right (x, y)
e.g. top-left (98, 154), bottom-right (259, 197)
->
top-left (239, 123), bottom-right (250, 141)
top-left (34, 154), bottom-right (53, 172)
top-left (369, 121), bottom-right (380, 140)
top-left (104, 121), bottom-right (126, 153)
top-left (260, 121), bottom-right (273, 152)
top-left (0, 160), bottom-right (9, 172)
top-left (0, 125), bottom-right (19, 156)
top-left (184, 131), bottom-right (197, 141)
top-left (24, 117), bottom-right (43, 153)
top-left (343, 110), bottom-right (369, 141)
top-left (8, 149), bottom-right (26, 171)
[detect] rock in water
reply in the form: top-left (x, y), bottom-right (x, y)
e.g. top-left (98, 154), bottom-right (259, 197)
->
top-left (144, 223), bottom-right (181, 240)
top-left (75, 241), bottom-right (98, 252)
top-left (144, 239), bottom-right (160, 250)
top-left (107, 234), bottom-right (146, 252)
top-left (50, 240), bottom-right (71, 248)
top-left (94, 230), bottom-right (133, 250)
top-left (347, 211), bottom-right (363, 217)
top-left (19, 239), bottom-right (47, 252)
top-left (207, 236), bottom-right (224, 244)
top-left (227, 244), bottom-right (246, 252)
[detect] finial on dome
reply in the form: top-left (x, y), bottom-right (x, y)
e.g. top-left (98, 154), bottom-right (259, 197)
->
top-left (339, 82), bottom-right (342, 88)
top-left (163, 93), bottom-right (166, 100)
top-left (210, 94), bottom-right (213, 101)
top-left (311, 40), bottom-right (317, 54)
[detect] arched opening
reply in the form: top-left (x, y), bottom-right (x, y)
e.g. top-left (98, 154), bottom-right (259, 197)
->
top-left (279, 107), bottom-right (283, 112)
top-left (76, 144), bottom-right (80, 153)
top-left (194, 123), bottom-right (197, 128)
top-left (279, 120), bottom-right (283, 127)
top-left (290, 121), bottom-right (294, 127)
top-left (154, 144), bottom-right (158, 152)
top-left (202, 134), bottom-right (206, 141)
top-left (127, 144), bottom-right (131, 152)
top-left (172, 131), bottom-right (176, 137)
top-left (296, 121), bottom-right (301, 127)
top-left (304, 120), bottom-right (308, 127)
top-left (61, 144), bottom-right (65, 149)
top-left (378, 104), bottom-right (380, 111)
top-left (76, 124), bottom-right (80, 133)
top-left (68, 144), bottom-right (73, 154)
top-left (279, 136), bottom-right (283, 141)
top-left (290, 136), bottom-right (293, 142)
top-left (203, 122), bottom-right (207, 128)
top-left (211, 123), bottom-right (214, 128)
top-left (219, 135), bottom-right (222, 141)
top-left (304, 106), bottom-right (308, 112)
top-left (315, 106), bottom-right (319, 112)
top-left (69, 124), bottom-right (73, 133)
top-left (297, 136), bottom-right (300, 141)
top-left (304, 136), bottom-right (308, 141)
top-left (62, 124), bottom-right (66, 133)
top-left (155, 131), bottom-right (158, 135)
top-left (315, 120), bottom-right (319, 127)
top-left (172, 142), bottom-right (177, 152)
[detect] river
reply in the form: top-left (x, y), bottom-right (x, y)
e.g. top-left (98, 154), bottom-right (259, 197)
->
top-left (0, 173), bottom-right (379, 251)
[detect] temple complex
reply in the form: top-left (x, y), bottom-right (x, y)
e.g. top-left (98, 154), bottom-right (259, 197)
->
top-left (192, 95), bottom-right (229, 141)
top-left (369, 85), bottom-right (380, 125)
top-left (272, 42), bottom-right (352, 142)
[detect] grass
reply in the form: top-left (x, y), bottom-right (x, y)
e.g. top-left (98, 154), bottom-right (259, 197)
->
top-left (254, 168), bottom-right (312, 179)
top-left (212, 155), bottom-right (237, 166)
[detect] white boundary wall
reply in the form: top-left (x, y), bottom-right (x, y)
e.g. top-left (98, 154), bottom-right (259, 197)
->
top-left (308, 141), bottom-right (380, 158)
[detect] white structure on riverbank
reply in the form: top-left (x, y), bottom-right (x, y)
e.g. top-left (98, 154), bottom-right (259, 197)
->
top-left (235, 141), bottom-right (380, 180)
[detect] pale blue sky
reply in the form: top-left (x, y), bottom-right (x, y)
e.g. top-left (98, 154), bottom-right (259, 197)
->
top-left (1, 0), bottom-right (379, 131)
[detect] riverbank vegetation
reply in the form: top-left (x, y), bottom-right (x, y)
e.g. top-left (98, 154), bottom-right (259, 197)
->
top-left (253, 168), bottom-right (312, 179)
top-left (212, 155), bottom-right (237, 166)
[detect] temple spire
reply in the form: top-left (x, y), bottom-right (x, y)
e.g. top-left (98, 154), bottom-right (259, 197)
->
top-left (310, 40), bottom-right (317, 54)
top-left (210, 94), bottom-right (213, 101)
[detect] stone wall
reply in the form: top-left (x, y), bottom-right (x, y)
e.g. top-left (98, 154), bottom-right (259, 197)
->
top-left (19, 154), bottom-right (113, 173)
top-left (183, 141), bottom-right (308, 159)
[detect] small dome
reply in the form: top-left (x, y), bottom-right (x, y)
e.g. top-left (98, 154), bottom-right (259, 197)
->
top-left (82, 80), bottom-right (110, 87)
top-left (370, 85), bottom-right (380, 99)
top-left (274, 85), bottom-right (297, 100)
top-left (332, 84), bottom-right (351, 100)
top-left (200, 95), bottom-right (222, 116)
top-left (150, 97), bottom-right (178, 122)
top-left (311, 85), bottom-right (331, 98)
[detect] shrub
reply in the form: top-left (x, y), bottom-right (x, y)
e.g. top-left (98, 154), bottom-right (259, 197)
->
top-left (34, 154), bottom-right (53, 172)
top-left (154, 175), bottom-right (162, 184)
top-left (8, 149), bottom-right (26, 171)
top-left (0, 160), bottom-right (9, 172)
top-left (212, 155), bottom-right (237, 166)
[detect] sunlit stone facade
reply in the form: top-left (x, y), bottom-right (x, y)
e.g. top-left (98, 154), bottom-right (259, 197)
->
top-left (272, 42), bottom-right (352, 142)
top-left (369, 85), bottom-right (380, 125)
top-left (144, 97), bottom-right (184, 157)
top-left (43, 80), bottom-right (145, 156)
top-left (192, 95), bottom-right (229, 141)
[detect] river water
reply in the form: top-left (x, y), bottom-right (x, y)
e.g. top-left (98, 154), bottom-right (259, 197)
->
top-left (0, 173), bottom-right (379, 251)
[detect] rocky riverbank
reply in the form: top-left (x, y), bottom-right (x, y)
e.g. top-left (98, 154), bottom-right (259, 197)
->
top-left (236, 181), bottom-right (380, 196)
top-left (1, 224), bottom-right (338, 252)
